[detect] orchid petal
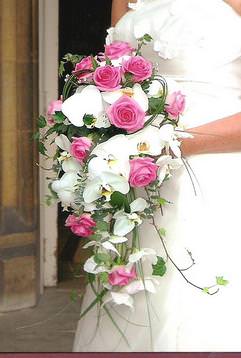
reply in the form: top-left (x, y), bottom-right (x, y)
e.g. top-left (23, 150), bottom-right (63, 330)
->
top-left (114, 217), bottom-right (135, 237)
top-left (110, 292), bottom-right (134, 309)
top-left (130, 198), bottom-right (148, 213)
top-left (62, 158), bottom-right (82, 173)
top-left (128, 248), bottom-right (157, 264)
top-left (83, 177), bottom-right (102, 203)
top-left (109, 236), bottom-right (128, 244)
top-left (62, 85), bottom-right (104, 127)
top-left (55, 134), bottom-right (71, 152)
top-left (102, 241), bottom-right (120, 256)
top-left (83, 256), bottom-right (108, 274)
top-left (132, 84), bottom-right (149, 112)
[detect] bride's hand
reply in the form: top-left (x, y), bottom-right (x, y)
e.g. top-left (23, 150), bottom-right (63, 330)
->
top-left (224, 0), bottom-right (241, 15)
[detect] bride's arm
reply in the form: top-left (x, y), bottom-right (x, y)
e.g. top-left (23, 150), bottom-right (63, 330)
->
top-left (111, 0), bottom-right (137, 26)
top-left (224, 0), bottom-right (241, 15)
top-left (181, 112), bottom-right (241, 156)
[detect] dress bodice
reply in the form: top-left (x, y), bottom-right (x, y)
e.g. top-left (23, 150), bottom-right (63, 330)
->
top-left (109, 0), bottom-right (241, 127)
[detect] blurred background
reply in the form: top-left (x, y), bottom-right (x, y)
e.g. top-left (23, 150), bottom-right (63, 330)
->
top-left (0, 0), bottom-right (111, 340)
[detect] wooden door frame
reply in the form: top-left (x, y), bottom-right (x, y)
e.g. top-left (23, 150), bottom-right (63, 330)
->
top-left (39, 0), bottom-right (59, 288)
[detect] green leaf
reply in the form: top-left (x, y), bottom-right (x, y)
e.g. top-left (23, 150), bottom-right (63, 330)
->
top-left (33, 131), bottom-right (40, 141)
top-left (105, 57), bottom-right (112, 65)
top-left (83, 114), bottom-right (96, 126)
top-left (152, 256), bottom-right (167, 277)
top-left (59, 61), bottom-right (65, 77)
top-left (216, 276), bottom-right (229, 286)
top-left (38, 142), bottom-right (47, 156)
top-left (148, 97), bottom-right (163, 115)
top-left (96, 221), bottom-right (109, 232)
top-left (158, 228), bottom-right (166, 237)
top-left (158, 197), bottom-right (169, 206)
top-left (70, 289), bottom-right (79, 302)
top-left (89, 233), bottom-right (102, 241)
top-left (110, 191), bottom-right (130, 212)
top-left (37, 115), bottom-right (47, 128)
top-left (87, 273), bottom-right (96, 284)
top-left (52, 111), bottom-right (66, 123)
top-left (94, 253), bottom-right (110, 265)
top-left (99, 272), bottom-right (109, 283)
top-left (143, 33), bottom-right (153, 43)
top-left (203, 287), bottom-right (210, 294)
top-left (91, 56), bottom-right (99, 70)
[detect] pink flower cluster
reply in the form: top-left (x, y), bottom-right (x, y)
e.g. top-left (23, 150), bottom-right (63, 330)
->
top-left (65, 214), bottom-right (96, 238)
top-left (70, 136), bottom-right (92, 163)
top-left (72, 41), bottom-right (153, 92)
top-left (47, 99), bottom-right (62, 124)
top-left (129, 157), bottom-right (158, 187)
top-left (166, 91), bottom-right (186, 118)
top-left (108, 265), bottom-right (137, 287)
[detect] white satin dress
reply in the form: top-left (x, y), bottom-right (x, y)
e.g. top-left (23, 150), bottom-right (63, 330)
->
top-left (73, 0), bottom-right (241, 351)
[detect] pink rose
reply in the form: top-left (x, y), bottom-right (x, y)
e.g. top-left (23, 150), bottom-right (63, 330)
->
top-left (65, 214), bottom-right (96, 238)
top-left (73, 56), bottom-right (93, 80)
top-left (107, 95), bottom-right (145, 133)
top-left (70, 137), bottom-right (92, 162)
top-left (123, 56), bottom-right (153, 82)
top-left (47, 99), bottom-right (62, 124)
top-left (166, 91), bottom-right (186, 118)
top-left (108, 266), bottom-right (137, 287)
top-left (93, 65), bottom-right (121, 91)
top-left (104, 41), bottom-right (133, 60)
top-left (129, 157), bottom-right (158, 187)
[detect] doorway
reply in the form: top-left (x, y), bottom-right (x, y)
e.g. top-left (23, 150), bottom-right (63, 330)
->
top-left (57, 0), bottom-right (112, 283)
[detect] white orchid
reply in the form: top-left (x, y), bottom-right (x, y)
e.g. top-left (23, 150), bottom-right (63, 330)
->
top-left (103, 277), bottom-right (159, 310)
top-left (89, 134), bottom-right (131, 179)
top-left (128, 248), bottom-right (158, 265)
top-left (159, 124), bottom-right (182, 157)
top-left (127, 125), bottom-right (164, 156)
top-left (83, 256), bottom-right (109, 274)
top-left (51, 171), bottom-right (79, 209)
top-left (156, 155), bottom-right (183, 185)
top-left (113, 198), bottom-right (148, 236)
top-left (62, 85), bottom-right (110, 128)
top-left (83, 171), bottom-right (129, 203)
top-left (83, 234), bottom-right (128, 256)
top-left (55, 134), bottom-right (82, 173)
top-left (102, 83), bottom-right (149, 112)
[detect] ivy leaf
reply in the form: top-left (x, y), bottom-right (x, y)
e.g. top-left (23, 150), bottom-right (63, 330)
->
top-left (83, 114), bottom-right (96, 126)
top-left (216, 276), bottom-right (229, 286)
top-left (159, 228), bottom-right (166, 237)
top-left (143, 33), bottom-right (153, 43)
top-left (148, 97), bottom-right (163, 115)
top-left (99, 272), bottom-right (109, 283)
top-left (94, 253), bottom-right (110, 265)
top-left (52, 111), bottom-right (66, 123)
top-left (38, 142), bottom-right (47, 156)
top-left (152, 256), bottom-right (166, 277)
top-left (87, 273), bottom-right (96, 283)
top-left (203, 287), bottom-right (210, 294)
top-left (96, 221), bottom-right (109, 232)
top-left (91, 56), bottom-right (99, 70)
top-left (159, 197), bottom-right (169, 206)
top-left (37, 115), bottom-right (47, 128)
top-left (110, 191), bottom-right (130, 213)
top-left (70, 289), bottom-right (79, 302)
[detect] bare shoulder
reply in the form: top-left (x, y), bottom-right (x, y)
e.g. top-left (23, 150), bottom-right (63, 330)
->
top-left (111, 0), bottom-right (138, 26)
top-left (224, 0), bottom-right (241, 15)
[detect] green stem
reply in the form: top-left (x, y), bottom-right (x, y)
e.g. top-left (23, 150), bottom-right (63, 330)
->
top-left (90, 282), bottom-right (131, 348)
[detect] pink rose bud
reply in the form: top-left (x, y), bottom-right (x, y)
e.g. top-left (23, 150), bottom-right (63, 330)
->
top-left (104, 41), bottom-right (133, 60)
top-left (129, 157), bottom-right (158, 187)
top-left (93, 65), bottom-right (121, 91)
top-left (107, 95), bottom-right (145, 133)
top-left (166, 91), bottom-right (186, 118)
top-left (123, 55), bottom-right (153, 82)
top-left (108, 266), bottom-right (137, 287)
top-left (47, 99), bottom-right (62, 124)
top-left (65, 214), bottom-right (96, 238)
top-left (70, 137), bottom-right (92, 162)
top-left (72, 56), bottom-right (94, 80)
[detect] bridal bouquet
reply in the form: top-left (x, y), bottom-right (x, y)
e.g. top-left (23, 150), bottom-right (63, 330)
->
top-left (37, 35), bottom-right (226, 335)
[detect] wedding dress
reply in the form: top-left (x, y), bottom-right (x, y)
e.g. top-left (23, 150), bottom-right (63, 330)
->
top-left (73, 0), bottom-right (241, 351)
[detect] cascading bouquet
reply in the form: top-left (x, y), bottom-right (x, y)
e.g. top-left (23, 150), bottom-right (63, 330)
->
top-left (37, 35), bottom-right (227, 337)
